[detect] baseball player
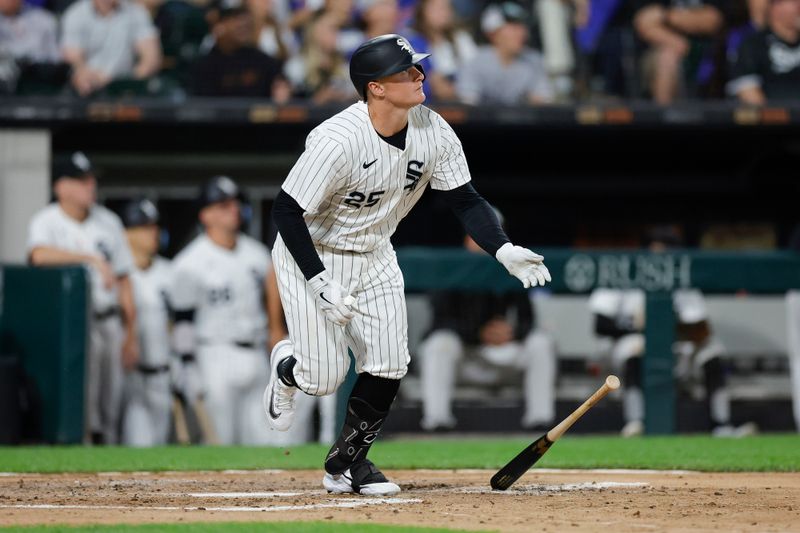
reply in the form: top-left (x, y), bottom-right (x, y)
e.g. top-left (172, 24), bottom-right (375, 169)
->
top-left (264, 34), bottom-right (551, 496)
top-left (171, 176), bottom-right (317, 445)
top-left (27, 151), bottom-right (138, 444)
top-left (119, 198), bottom-right (174, 446)
top-left (783, 291), bottom-right (800, 432)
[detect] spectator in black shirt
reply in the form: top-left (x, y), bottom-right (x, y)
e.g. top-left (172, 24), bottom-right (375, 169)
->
top-left (191, 5), bottom-right (290, 99)
top-left (633, 0), bottom-right (725, 104)
top-left (727, 0), bottom-right (800, 103)
top-left (417, 232), bottom-right (557, 432)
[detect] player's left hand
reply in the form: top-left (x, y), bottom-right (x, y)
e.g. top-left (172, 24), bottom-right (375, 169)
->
top-left (495, 243), bottom-right (552, 288)
top-left (308, 271), bottom-right (356, 326)
top-left (122, 332), bottom-right (140, 372)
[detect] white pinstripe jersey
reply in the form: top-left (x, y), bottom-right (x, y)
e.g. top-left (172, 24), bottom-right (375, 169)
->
top-left (282, 101), bottom-right (472, 253)
top-left (130, 256), bottom-right (172, 367)
top-left (171, 234), bottom-right (271, 346)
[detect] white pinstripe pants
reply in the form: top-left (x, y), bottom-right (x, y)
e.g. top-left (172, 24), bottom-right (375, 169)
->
top-left (272, 235), bottom-right (410, 396)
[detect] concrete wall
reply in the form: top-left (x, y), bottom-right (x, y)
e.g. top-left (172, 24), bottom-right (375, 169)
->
top-left (0, 130), bottom-right (50, 263)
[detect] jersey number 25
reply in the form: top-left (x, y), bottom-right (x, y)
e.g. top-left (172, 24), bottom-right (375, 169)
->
top-left (344, 190), bottom-right (385, 208)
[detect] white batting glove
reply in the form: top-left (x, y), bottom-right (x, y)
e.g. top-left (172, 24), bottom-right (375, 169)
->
top-left (308, 272), bottom-right (355, 326)
top-left (495, 242), bottom-right (552, 288)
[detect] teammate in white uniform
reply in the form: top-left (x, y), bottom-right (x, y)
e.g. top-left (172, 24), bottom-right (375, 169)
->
top-left (119, 198), bottom-right (175, 446)
top-left (783, 291), bottom-right (800, 432)
top-left (264, 34), bottom-right (551, 495)
top-left (27, 151), bottom-right (138, 444)
top-left (171, 176), bottom-right (314, 445)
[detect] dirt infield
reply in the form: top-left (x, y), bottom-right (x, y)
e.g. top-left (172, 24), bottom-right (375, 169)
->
top-left (1, 469), bottom-right (799, 532)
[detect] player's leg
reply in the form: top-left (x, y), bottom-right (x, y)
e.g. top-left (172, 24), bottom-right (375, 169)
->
top-left (99, 316), bottom-right (124, 445)
top-left (786, 291), bottom-right (800, 432)
top-left (121, 372), bottom-right (155, 446)
top-left (418, 330), bottom-right (462, 431)
top-left (196, 345), bottom-right (236, 444)
top-left (148, 372), bottom-right (172, 445)
top-left (611, 333), bottom-right (645, 437)
top-left (265, 236), bottom-right (351, 431)
top-left (85, 319), bottom-right (103, 444)
top-left (322, 247), bottom-right (407, 495)
top-left (520, 330), bottom-right (557, 429)
top-left (318, 393), bottom-right (338, 444)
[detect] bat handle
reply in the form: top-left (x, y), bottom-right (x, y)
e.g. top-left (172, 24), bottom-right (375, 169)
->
top-left (546, 375), bottom-right (620, 442)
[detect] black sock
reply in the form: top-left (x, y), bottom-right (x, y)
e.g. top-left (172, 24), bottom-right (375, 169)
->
top-left (277, 355), bottom-right (297, 387)
top-left (324, 373), bottom-right (401, 474)
top-left (348, 373), bottom-right (400, 412)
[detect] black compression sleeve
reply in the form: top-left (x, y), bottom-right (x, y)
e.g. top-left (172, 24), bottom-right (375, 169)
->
top-left (272, 189), bottom-right (325, 280)
top-left (441, 183), bottom-right (510, 256)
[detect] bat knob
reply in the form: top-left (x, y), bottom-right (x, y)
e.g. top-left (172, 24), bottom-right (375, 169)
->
top-left (605, 375), bottom-right (621, 390)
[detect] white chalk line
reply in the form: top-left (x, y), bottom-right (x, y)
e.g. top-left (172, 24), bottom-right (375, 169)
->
top-left (0, 498), bottom-right (422, 513)
top-left (0, 468), bottom-right (693, 478)
top-left (414, 468), bottom-right (696, 475)
top-left (186, 492), bottom-right (317, 498)
top-left (418, 481), bottom-right (649, 495)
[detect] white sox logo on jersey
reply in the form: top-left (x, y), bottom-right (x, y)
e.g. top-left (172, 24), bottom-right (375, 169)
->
top-left (404, 161), bottom-right (423, 192)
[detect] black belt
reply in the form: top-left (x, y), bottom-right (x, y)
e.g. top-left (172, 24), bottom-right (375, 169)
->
top-left (93, 307), bottom-right (120, 320)
top-left (198, 340), bottom-right (260, 349)
top-left (137, 364), bottom-right (170, 375)
top-left (235, 341), bottom-right (257, 349)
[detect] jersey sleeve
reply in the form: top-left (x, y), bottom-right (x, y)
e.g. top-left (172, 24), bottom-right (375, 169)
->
top-left (170, 258), bottom-right (201, 311)
top-left (26, 210), bottom-right (56, 252)
top-left (281, 129), bottom-right (348, 213)
top-left (110, 218), bottom-right (134, 277)
top-left (430, 116), bottom-right (472, 191)
top-left (60, 3), bottom-right (85, 51)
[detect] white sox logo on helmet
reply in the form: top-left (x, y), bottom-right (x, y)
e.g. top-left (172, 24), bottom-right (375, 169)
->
top-left (396, 38), bottom-right (412, 54)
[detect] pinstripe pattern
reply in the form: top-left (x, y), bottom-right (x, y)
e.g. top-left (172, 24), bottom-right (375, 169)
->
top-left (275, 101), bottom-right (469, 395)
top-left (273, 235), bottom-right (409, 396)
top-left (281, 101), bottom-right (471, 253)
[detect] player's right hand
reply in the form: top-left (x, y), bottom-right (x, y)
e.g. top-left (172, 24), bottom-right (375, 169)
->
top-left (308, 272), bottom-right (355, 326)
top-left (91, 257), bottom-right (116, 289)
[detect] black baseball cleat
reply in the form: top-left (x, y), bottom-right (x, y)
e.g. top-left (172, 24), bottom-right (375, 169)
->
top-left (322, 459), bottom-right (400, 496)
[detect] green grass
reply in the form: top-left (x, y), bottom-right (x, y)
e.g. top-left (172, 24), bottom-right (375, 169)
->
top-left (0, 523), bottom-right (471, 533)
top-left (2, 434), bottom-right (799, 473)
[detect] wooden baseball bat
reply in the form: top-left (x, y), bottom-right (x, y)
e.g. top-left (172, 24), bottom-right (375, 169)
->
top-left (490, 375), bottom-right (621, 491)
top-left (172, 395), bottom-right (190, 445)
top-left (193, 397), bottom-right (220, 445)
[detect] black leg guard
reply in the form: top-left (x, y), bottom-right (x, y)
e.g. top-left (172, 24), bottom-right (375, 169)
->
top-left (325, 397), bottom-right (387, 474)
top-left (324, 373), bottom-right (400, 475)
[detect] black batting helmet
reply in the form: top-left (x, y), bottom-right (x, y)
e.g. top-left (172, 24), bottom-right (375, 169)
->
top-left (349, 34), bottom-right (430, 100)
top-left (197, 175), bottom-right (240, 209)
top-left (122, 197), bottom-right (159, 228)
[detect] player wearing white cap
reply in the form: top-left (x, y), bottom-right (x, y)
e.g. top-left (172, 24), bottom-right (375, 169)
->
top-left (27, 151), bottom-right (138, 444)
top-left (265, 34), bottom-right (552, 495)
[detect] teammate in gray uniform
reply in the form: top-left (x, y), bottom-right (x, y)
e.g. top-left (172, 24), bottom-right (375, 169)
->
top-left (27, 152), bottom-right (138, 444)
top-left (120, 198), bottom-right (175, 446)
top-left (172, 176), bottom-right (316, 445)
top-left (264, 34), bottom-right (552, 495)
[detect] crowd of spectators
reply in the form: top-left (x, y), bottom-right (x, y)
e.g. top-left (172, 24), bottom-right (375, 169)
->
top-left (0, 0), bottom-right (798, 103)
